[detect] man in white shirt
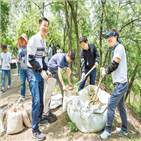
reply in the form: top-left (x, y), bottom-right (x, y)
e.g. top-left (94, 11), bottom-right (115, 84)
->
top-left (100, 29), bottom-right (128, 140)
top-left (56, 45), bottom-right (62, 53)
top-left (0, 45), bottom-right (11, 92)
top-left (27, 17), bottom-right (51, 140)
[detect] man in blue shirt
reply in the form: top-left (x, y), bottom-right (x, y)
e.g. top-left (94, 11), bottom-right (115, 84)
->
top-left (47, 50), bottom-right (75, 96)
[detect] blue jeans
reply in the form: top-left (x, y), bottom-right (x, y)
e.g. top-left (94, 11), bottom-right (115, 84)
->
top-left (2, 70), bottom-right (11, 87)
top-left (20, 69), bottom-right (28, 97)
top-left (78, 68), bottom-right (96, 91)
top-left (27, 69), bottom-right (44, 132)
top-left (105, 82), bottom-right (128, 133)
top-left (17, 62), bottom-right (20, 74)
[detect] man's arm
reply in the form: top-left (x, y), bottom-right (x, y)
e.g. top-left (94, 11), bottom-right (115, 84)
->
top-left (66, 67), bottom-right (71, 86)
top-left (27, 37), bottom-right (42, 73)
top-left (94, 45), bottom-right (100, 63)
top-left (80, 49), bottom-right (85, 73)
top-left (58, 67), bottom-right (65, 87)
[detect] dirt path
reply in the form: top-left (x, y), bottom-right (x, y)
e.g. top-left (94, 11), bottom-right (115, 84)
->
top-left (0, 68), bottom-right (141, 141)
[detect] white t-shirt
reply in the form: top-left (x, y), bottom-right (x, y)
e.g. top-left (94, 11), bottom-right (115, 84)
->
top-left (112, 44), bottom-right (127, 83)
top-left (56, 49), bottom-right (62, 53)
top-left (0, 52), bottom-right (11, 70)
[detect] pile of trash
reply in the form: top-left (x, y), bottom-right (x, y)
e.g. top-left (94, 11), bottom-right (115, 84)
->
top-left (67, 85), bottom-right (110, 132)
top-left (0, 103), bottom-right (32, 135)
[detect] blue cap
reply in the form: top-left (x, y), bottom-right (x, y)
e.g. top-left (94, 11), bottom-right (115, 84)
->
top-left (49, 44), bottom-right (51, 47)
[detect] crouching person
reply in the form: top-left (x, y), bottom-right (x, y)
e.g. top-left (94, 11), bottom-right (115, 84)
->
top-left (100, 29), bottom-right (128, 140)
top-left (43, 50), bottom-right (75, 120)
top-left (27, 17), bottom-right (51, 140)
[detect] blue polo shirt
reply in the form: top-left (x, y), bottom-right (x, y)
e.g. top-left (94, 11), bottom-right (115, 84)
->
top-left (48, 53), bottom-right (69, 72)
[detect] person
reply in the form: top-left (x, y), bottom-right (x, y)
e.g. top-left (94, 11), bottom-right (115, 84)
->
top-left (47, 50), bottom-right (75, 97)
top-left (0, 45), bottom-right (11, 92)
top-left (27, 17), bottom-right (51, 140)
top-left (17, 33), bottom-right (28, 103)
top-left (78, 36), bottom-right (99, 91)
top-left (56, 44), bottom-right (62, 53)
top-left (48, 44), bottom-right (53, 61)
top-left (100, 29), bottom-right (128, 140)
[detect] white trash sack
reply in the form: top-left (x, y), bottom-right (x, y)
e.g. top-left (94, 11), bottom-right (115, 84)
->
top-left (67, 85), bottom-right (110, 132)
top-left (44, 78), bottom-right (56, 113)
top-left (50, 94), bottom-right (62, 110)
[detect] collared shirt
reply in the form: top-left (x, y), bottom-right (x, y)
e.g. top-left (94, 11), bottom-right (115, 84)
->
top-left (48, 53), bottom-right (69, 72)
top-left (80, 43), bottom-right (99, 72)
top-left (27, 32), bottom-right (46, 70)
top-left (56, 49), bottom-right (62, 53)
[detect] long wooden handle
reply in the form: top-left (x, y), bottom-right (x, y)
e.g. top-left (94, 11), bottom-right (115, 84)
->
top-left (78, 65), bottom-right (97, 84)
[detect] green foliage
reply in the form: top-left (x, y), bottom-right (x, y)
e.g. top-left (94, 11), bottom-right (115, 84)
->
top-left (1, 0), bottom-right (10, 39)
top-left (66, 114), bottom-right (78, 132)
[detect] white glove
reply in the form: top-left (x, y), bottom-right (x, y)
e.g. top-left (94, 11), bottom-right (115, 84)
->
top-left (40, 70), bottom-right (48, 80)
top-left (46, 70), bottom-right (52, 78)
top-left (100, 68), bottom-right (106, 76)
top-left (7, 64), bottom-right (10, 68)
top-left (95, 62), bottom-right (98, 68)
top-left (63, 85), bottom-right (67, 92)
top-left (82, 72), bottom-right (86, 81)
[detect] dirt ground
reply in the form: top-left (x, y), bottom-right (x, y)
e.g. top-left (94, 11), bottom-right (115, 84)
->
top-left (0, 68), bottom-right (141, 141)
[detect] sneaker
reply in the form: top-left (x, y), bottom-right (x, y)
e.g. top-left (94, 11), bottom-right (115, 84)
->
top-left (7, 85), bottom-right (11, 89)
top-left (32, 130), bottom-right (46, 140)
top-left (116, 127), bottom-right (128, 136)
top-left (1, 87), bottom-right (5, 92)
top-left (100, 130), bottom-right (111, 140)
top-left (17, 96), bottom-right (25, 103)
top-left (39, 119), bottom-right (48, 125)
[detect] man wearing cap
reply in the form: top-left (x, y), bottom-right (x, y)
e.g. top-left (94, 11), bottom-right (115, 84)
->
top-left (0, 45), bottom-right (11, 92)
top-left (78, 36), bottom-right (99, 91)
top-left (17, 33), bottom-right (29, 103)
top-left (100, 29), bottom-right (128, 140)
top-left (48, 44), bottom-right (53, 61)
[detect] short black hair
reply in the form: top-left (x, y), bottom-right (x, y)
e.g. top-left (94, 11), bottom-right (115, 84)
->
top-left (110, 29), bottom-right (119, 41)
top-left (56, 44), bottom-right (60, 48)
top-left (68, 50), bottom-right (75, 61)
top-left (79, 36), bottom-right (88, 44)
top-left (39, 17), bottom-right (49, 25)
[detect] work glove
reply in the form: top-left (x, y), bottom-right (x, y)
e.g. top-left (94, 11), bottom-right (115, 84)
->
top-left (41, 70), bottom-right (48, 80)
top-left (82, 72), bottom-right (86, 81)
top-left (46, 70), bottom-right (52, 78)
top-left (63, 85), bottom-right (68, 92)
top-left (94, 62), bottom-right (98, 68)
top-left (100, 68), bottom-right (106, 76)
top-left (7, 64), bottom-right (10, 68)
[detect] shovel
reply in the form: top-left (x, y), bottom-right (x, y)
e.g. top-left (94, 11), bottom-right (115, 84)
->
top-left (67, 65), bottom-right (97, 91)
top-left (87, 69), bottom-right (104, 108)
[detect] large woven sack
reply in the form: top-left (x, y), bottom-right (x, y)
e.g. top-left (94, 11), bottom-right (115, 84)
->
top-left (7, 104), bottom-right (24, 134)
top-left (23, 102), bottom-right (32, 122)
top-left (44, 78), bottom-right (56, 113)
top-left (67, 85), bottom-right (110, 132)
top-left (0, 104), bottom-right (13, 134)
top-left (63, 90), bottom-right (72, 112)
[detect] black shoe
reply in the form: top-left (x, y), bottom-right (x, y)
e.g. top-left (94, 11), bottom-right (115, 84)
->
top-left (32, 130), bottom-right (46, 140)
top-left (39, 119), bottom-right (48, 125)
top-left (43, 109), bottom-right (57, 123)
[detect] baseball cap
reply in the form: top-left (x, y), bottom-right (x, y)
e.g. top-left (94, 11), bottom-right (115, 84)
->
top-left (102, 31), bottom-right (117, 38)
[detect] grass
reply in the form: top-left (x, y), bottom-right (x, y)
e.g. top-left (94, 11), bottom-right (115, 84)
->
top-left (66, 114), bottom-right (78, 132)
